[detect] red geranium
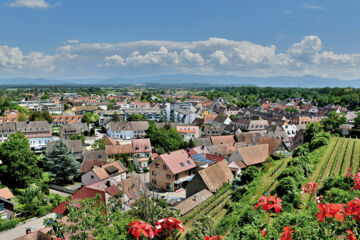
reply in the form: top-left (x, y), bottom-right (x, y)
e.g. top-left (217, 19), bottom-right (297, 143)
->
top-left (128, 220), bottom-right (155, 239)
top-left (315, 203), bottom-right (345, 222)
top-left (280, 225), bottom-right (294, 240)
top-left (347, 229), bottom-right (358, 240)
top-left (346, 167), bottom-right (352, 178)
top-left (254, 195), bottom-right (283, 213)
top-left (154, 217), bottom-right (184, 235)
top-left (301, 182), bottom-right (319, 195)
top-left (345, 197), bottom-right (360, 222)
top-left (204, 236), bottom-right (224, 240)
top-left (353, 172), bottom-right (360, 190)
top-left (260, 228), bottom-right (266, 237)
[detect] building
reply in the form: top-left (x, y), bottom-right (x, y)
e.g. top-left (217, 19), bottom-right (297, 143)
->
top-left (17, 121), bottom-right (52, 150)
top-left (42, 103), bottom-right (64, 115)
top-left (52, 115), bottom-right (82, 126)
top-left (106, 121), bottom-right (149, 140)
top-left (172, 189), bottom-right (213, 216)
top-left (60, 123), bottom-right (88, 140)
top-left (0, 123), bottom-right (16, 143)
top-left (185, 160), bottom-right (234, 197)
top-left (47, 140), bottom-right (84, 161)
top-left (150, 150), bottom-right (197, 191)
top-left (175, 125), bottom-right (199, 141)
top-left (229, 144), bottom-right (269, 169)
top-left (81, 161), bottom-right (127, 186)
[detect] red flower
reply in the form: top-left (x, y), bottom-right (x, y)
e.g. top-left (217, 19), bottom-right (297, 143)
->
top-left (347, 167), bottom-right (353, 178)
top-left (315, 203), bottom-right (345, 222)
top-left (154, 217), bottom-right (184, 235)
top-left (204, 236), bottom-right (224, 240)
top-left (345, 198), bottom-right (360, 222)
top-left (301, 182), bottom-right (319, 195)
top-left (128, 220), bottom-right (155, 239)
top-left (260, 228), bottom-right (266, 237)
top-left (353, 172), bottom-right (360, 190)
top-left (254, 195), bottom-right (283, 213)
top-left (280, 225), bottom-right (294, 240)
top-left (347, 229), bottom-right (358, 240)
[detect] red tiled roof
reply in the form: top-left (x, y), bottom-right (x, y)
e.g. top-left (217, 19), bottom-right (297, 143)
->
top-left (159, 150), bottom-right (196, 174)
top-left (105, 185), bottom-right (121, 196)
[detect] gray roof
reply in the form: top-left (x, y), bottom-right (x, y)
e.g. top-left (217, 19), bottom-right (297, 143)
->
top-left (82, 150), bottom-right (107, 161)
top-left (47, 140), bottom-right (83, 154)
top-left (109, 121), bottom-right (149, 131)
top-left (195, 137), bottom-right (212, 147)
top-left (17, 121), bottom-right (50, 132)
top-left (0, 123), bottom-right (16, 132)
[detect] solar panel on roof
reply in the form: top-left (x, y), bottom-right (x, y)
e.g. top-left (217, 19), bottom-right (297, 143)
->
top-left (190, 154), bottom-right (212, 165)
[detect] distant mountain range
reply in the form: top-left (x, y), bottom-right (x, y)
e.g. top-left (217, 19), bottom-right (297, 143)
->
top-left (1, 75), bottom-right (360, 88)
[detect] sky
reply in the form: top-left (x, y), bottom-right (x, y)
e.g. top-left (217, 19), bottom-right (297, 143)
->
top-left (1, 0), bottom-right (360, 82)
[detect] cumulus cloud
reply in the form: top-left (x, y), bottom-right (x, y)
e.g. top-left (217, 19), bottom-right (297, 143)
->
top-left (66, 39), bottom-right (80, 44)
top-left (6, 0), bottom-right (50, 8)
top-left (2, 35), bottom-right (360, 80)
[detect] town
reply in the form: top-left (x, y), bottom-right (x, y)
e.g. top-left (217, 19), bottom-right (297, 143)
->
top-left (0, 86), bottom-right (359, 239)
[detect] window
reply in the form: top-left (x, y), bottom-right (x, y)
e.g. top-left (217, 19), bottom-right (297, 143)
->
top-left (163, 165), bottom-right (168, 170)
top-left (152, 179), bottom-right (157, 184)
top-left (166, 174), bottom-right (171, 179)
top-left (180, 162), bottom-right (185, 167)
top-left (155, 163), bottom-right (159, 168)
top-left (152, 171), bottom-right (156, 176)
top-left (187, 160), bottom-right (191, 165)
top-left (175, 174), bottom-right (179, 180)
top-left (166, 183), bottom-right (171, 191)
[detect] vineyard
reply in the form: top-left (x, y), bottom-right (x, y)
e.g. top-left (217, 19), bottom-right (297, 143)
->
top-left (312, 137), bottom-right (360, 183)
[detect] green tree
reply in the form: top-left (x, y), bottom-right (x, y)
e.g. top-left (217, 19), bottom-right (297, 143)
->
top-left (44, 139), bottom-right (80, 184)
top-left (185, 215), bottom-right (215, 240)
top-left (111, 113), bottom-right (120, 122)
top-left (303, 122), bottom-right (324, 143)
top-left (0, 132), bottom-right (42, 188)
top-left (321, 111), bottom-right (346, 133)
top-left (30, 111), bottom-right (53, 123)
top-left (127, 113), bottom-right (146, 121)
top-left (91, 139), bottom-right (106, 150)
top-left (70, 134), bottom-right (86, 145)
top-left (81, 112), bottom-right (99, 125)
top-left (107, 103), bottom-right (114, 110)
top-left (17, 183), bottom-right (49, 217)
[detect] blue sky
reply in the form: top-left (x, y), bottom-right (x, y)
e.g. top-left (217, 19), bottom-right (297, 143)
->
top-left (1, 0), bottom-right (360, 81)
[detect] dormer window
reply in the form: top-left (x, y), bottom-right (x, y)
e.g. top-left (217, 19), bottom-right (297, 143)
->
top-left (180, 162), bottom-right (185, 167)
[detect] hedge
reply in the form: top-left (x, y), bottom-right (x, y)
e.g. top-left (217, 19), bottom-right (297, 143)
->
top-left (0, 219), bottom-right (18, 232)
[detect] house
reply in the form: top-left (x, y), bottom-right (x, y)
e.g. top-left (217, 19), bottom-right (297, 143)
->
top-left (51, 115), bottom-right (82, 126)
top-left (236, 119), bottom-right (269, 131)
top-left (149, 150), bottom-right (197, 191)
top-left (80, 150), bottom-right (108, 173)
top-left (17, 121), bottom-right (52, 150)
top-left (0, 123), bottom-right (16, 143)
top-left (60, 123), bottom-right (88, 140)
top-left (258, 136), bottom-right (286, 155)
top-left (81, 161), bottom-right (127, 186)
top-left (106, 121), bottom-right (149, 139)
top-left (175, 125), bottom-right (199, 141)
top-left (202, 124), bottom-right (226, 136)
top-left (0, 187), bottom-right (15, 220)
top-left (47, 140), bottom-right (84, 161)
top-left (185, 160), bottom-right (234, 197)
top-left (235, 132), bottom-right (263, 145)
top-left (172, 189), bottom-right (213, 216)
top-left (210, 135), bottom-right (235, 145)
top-left (131, 138), bottom-right (153, 168)
top-left (229, 144), bottom-right (269, 169)
top-left (213, 115), bottom-right (232, 126)
top-left (282, 123), bottom-right (298, 139)
top-left (194, 137), bottom-right (212, 147)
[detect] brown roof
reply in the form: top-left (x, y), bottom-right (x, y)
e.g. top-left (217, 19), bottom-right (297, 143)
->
top-left (92, 161), bottom-right (127, 180)
top-left (132, 138), bottom-right (152, 153)
top-left (119, 173), bottom-right (146, 203)
top-left (103, 135), bottom-right (117, 145)
top-left (237, 144), bottom-right (269, 166)
top-left (258, 137), bottom-right (282, 155)
top-left (0, 187), bottom-right (14, 199)
top-left (80, 159), bottom-right (107, 173)
top-left (210, 135), bottom-right (235, 145)
top-left (198, 160), bottom-right (234, 192)
top-left (235, 132), bottom-right (262, 144)
top-left (158, 150), bottom-right (197, 174)
top-left (83, 150), bottom-right (107, 161)
top-left (173, 189), bottom-right (213, 215)
top-left (105, 144), bottom-right (134, 155)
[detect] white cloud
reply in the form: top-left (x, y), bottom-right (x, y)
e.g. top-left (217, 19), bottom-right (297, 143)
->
top-left (66, 39), bottom-right (80, 44)
top-left (302, 4), bottom-right (325, 10)
top-left (3, 35), bottom-right (360, 80)
top-left (6, 0), bottom-right (50, 8)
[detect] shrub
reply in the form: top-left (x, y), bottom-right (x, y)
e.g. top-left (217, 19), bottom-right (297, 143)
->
top-left (292, 143), bottom-right (309, 157)
top-left (0, 219), bottom-right (18, 232)
top-left (273, 177), bottom-right (301, 207)
top-left (241, 166), bottom-right (260, 185)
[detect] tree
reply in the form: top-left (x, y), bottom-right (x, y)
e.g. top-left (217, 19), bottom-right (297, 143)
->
top-left (321, 111), bottom-right (347, 133)
top-left (70, 134), bottom-right (86, 145)
top-left (0, 132), bottom-right (42, 188)
top-left (45, 195), bottom-right (132, 240)
top-left (111, 113), bottom-right (120, 122)
top-left (91, 139), bottom-right (106, 150)
top-left (241, 166), bottom-right (260, 185)
top-left (107, 103), bottom-right (114, 110)
top-left (18, 112), bottom-right (28, 122)
top-left (17, 183), bottom-right (49, 217)
top-left (354, 112), bottom-right (360, 129)
top-left (127, 113), bottom-right (146, 121)
top-left (30, 111), bottom-right (53, 123)
top-left (185, 215), bottom-right (215, 240)
top-left (81, 112), bottom-right (99, 125)
top-left (44, 139), bottom-right (80, 184)
top-left (303, 122), bottom-right (324, 143)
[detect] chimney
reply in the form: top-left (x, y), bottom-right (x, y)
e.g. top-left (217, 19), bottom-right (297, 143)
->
top-left (26, 228), bottom-right (31, 235)
top-left (106, 180), bottom-right (111, 187)
top-left (193, 195), bottom-right (197, 202)
top-left (168, 150), bottom-right (171, 155)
